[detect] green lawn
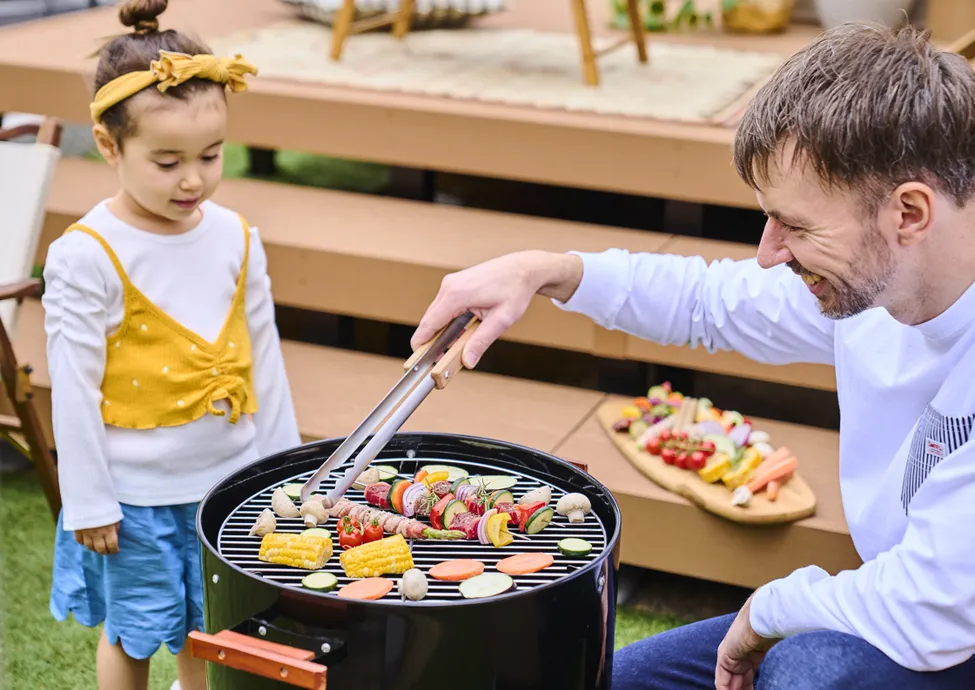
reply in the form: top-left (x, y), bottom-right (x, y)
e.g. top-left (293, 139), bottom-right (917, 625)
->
top-left (0, 471), bottom-right (682, 689)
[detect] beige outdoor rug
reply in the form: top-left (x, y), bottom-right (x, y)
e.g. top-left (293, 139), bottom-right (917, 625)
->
top-left (209, 21), bottom-right (786, 125)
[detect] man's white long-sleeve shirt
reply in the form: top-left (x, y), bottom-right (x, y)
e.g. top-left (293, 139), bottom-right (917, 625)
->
top-left (43, 200), bottom-right (302, 531)
top-left (555, 248), bottom-right (975, 672)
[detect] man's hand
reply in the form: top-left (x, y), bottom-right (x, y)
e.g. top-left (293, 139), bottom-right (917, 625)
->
top-left (715, 594), bottom-right (779, 690)
top-left (74, 522), bottom-right (120, 555)
top-left (410, 251), bottom-right (583, 368)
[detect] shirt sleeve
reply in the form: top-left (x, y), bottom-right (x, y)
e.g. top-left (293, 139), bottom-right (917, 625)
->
top-left (553, 248), bottom-right (836, 367)
top-left (41, 235), bottom-right (124, 532)
top-left (749, 427), bottom-right (975, 671)
top-left (245, 226), bottom-right (302, 457)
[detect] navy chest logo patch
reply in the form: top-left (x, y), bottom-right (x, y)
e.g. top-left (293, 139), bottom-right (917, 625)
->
top-left (901, 404), bottom-right (975, 512)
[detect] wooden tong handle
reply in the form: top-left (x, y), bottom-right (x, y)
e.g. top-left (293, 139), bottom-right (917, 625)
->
top-left (404, 314), bottom-right (480, 390)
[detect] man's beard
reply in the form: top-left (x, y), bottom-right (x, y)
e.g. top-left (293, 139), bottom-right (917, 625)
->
top-left (789, 225), bottom-right (895, 320)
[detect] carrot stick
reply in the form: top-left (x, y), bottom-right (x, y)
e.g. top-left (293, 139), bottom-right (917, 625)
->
top-left (746, 456), bottom-right (798, 494)
top-left (496, 552), bottom-right (554, 575)
top-left (761, 446), bottom-right (792, 467)
top-left (429, 559), bottom-right (485, 581)
top-left (766, 480), bottom-right (780, 501)
top-left (337, 577), bottom-right (394, 600)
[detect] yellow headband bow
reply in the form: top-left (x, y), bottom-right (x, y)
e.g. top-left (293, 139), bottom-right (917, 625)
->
top-left (90, 50), bottom-right (258, 124)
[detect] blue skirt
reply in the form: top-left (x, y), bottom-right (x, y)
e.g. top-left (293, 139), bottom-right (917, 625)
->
top-left (49, 503), bottom-right (205, 659)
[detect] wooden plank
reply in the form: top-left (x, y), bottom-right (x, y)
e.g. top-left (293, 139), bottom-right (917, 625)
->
top-left (0, 0), bottom-right (820, 207)
top-left (553, 394), bottom-right (861, 589)
top-left (39, 157), bottom-right (834, 390)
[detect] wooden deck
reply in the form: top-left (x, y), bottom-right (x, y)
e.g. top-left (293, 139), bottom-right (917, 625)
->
top-left (0, 0), bottom-right (826, 208)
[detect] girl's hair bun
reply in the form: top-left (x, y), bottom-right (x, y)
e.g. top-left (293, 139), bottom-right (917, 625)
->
top-left (118, 0), bottom-right (168, 34)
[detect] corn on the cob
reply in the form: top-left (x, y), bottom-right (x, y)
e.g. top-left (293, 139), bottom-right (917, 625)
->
top-left (258, 532), bottom-right (333, 570)
top-left (339, 533), bottom-right (414, 578)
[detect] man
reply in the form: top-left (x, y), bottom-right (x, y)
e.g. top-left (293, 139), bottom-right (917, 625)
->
top-left (410, 22), bottom-right (975, 690)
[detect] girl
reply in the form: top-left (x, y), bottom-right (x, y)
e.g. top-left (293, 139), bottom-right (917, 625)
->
top-left (44, 1), bottom-right (302, 688)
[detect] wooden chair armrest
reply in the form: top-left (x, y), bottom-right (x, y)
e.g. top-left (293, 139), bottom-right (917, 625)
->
top-left (0, 279), bottom-right (42, 303)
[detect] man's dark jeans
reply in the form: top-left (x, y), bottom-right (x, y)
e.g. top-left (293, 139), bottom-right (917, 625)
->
top-left (613, 613), bottom-right (975, 689)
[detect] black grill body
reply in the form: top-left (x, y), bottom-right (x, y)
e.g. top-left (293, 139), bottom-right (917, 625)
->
top-left (197, 433), bottom-right (622, 690)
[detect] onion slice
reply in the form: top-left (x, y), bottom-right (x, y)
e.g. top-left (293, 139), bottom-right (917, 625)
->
top-left (402, 483), bottom-right (428, 517)
top-left (478, 508), bottom-right (496, 545)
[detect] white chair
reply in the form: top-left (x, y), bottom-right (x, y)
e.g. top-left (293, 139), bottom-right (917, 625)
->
top-left (0, 115), bottom-right (62, 520)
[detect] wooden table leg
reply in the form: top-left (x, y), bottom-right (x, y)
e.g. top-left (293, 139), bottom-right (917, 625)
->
top-left (625, 0), bottom-right (648, 63)
top-left (393, 0), bottom-right (415, 39)
top-left (570, 0), bottom-right (599, 86)
top-left (330, 0), bottom-right (357, 60)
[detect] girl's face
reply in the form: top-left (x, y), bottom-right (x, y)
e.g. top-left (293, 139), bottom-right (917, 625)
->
top-left (94, 88), bottom-right (228, 231)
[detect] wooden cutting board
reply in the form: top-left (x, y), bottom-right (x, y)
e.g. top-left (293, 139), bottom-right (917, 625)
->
top-left (595, 401), bottom-right (816, 525)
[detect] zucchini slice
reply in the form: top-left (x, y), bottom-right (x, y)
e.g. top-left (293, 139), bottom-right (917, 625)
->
top-left (373, 465), bottom-right (399, 483)
top-left (450, 476), bottom-right (471, 493)
top-left (488, 490), bottom-right (515, 509)
top-left (558, 538), bottom-right (593, 557)
top-left (301, 572), bottom-right (338, 592)
top-left (473, 475), bottom-right (518, 491)
top-left (420, 465), bottom-right (468, 482)
top-left (458, 572), bottom-right (515, 599)
top-left (282, 483), bottom-right (303, 500)
top-left (442, 499), bottom-right (469, 529)
top-left (525, 507), bottom-right (555, 534)
top-left (301, 528), bottom-right (332, 540)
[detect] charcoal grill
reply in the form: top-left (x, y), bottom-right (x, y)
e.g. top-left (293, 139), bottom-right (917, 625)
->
top-left (193, 432), bottom-right (622, 690)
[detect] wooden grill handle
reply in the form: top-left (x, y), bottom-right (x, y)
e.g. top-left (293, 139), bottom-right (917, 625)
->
top-left (188, 630), bottom-right (326, 689)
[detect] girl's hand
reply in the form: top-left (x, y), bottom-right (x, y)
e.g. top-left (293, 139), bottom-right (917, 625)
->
top-left (74, 522), bottom-right (120, 555)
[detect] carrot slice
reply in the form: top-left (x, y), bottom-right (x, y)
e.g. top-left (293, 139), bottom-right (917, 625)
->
top-left (429, 559), bottom-right (485, 581)
top-left (337, 577), bottom-right (393, 600)
top-left (496, 552), bottom-right (554, 575)
top-left (746, 456), bottom-right (798, 494)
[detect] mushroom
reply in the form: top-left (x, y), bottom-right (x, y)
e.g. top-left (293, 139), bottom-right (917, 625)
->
top-left (271, 487), bottom-right (300, 518)
top-left (556, 493), bottom-right (592, 523)
top-left (352, 466), bottom-right (381, 491)
top-left (398, 568), bottom-right (428, 601)
top-left (300, 498), bottom-right (329, 527)
top-left (518, 486), bottom-right (552, 507)
top-left (248, 508), bottom-right (276, 536)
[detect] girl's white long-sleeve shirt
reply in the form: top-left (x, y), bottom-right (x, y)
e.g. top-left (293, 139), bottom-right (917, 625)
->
top-left (43, 199), bottom-right (302, 532)
top-left (555, 248), bottom-right (975, 672)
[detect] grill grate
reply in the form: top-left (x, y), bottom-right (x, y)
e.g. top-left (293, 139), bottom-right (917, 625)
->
top-left (217, 456), bottom-right (608, 602)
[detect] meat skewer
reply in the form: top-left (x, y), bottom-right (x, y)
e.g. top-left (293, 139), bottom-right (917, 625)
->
top-left (327, 499), bottom-right (465, 540)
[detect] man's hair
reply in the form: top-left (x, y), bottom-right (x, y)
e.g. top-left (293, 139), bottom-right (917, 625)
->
top-left (734, 22), bottom-right (975, 211)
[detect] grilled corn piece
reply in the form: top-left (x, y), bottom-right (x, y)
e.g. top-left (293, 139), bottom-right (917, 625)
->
top-left (721, 448), bottom-right (764, 490)
top-left (258, 532), bottom-right (333, 570)
top-left (340, 533), bottom-right (414, 578)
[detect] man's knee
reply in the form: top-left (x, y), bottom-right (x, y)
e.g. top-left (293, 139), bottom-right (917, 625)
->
top-left (758, 630), bottom-right (885, 690)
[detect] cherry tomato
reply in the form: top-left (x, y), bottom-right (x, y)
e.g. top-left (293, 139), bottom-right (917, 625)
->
top-left (363, 518), bottom-right (383, 543)
top-left (339, 523), bottom-right (363, 550)
top-left (646, 439), bottom-right (662, 455)
top-left (661, 447), bottom-right (677, 465)
top-left (700, 441), bottom-right (716, 455)
top-left (689, 451), bottom-right (707, 470)
top-left (675, 452), bottom-right (688, 469)
top-left (658, 429), bottom-right (672, 442)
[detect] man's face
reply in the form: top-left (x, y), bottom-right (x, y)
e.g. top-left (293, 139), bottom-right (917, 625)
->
top-left (754, 148), bottom-right (898, 320)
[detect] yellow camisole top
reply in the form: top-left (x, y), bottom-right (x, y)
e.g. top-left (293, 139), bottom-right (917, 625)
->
top-left (65, 219), bottom-right (258, 430)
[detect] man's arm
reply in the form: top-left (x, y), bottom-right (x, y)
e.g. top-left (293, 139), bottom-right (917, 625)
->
top-left (749, 431), bottom-right (975, 671)
top-left (554, 249), bottom-right (836, 367)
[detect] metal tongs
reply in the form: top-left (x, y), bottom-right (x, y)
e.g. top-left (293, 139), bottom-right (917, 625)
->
top-left (300, 311), bottom-right (480, 507)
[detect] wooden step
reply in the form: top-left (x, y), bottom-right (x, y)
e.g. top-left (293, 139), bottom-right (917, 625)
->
top-left (38, 156), bottom-right (836, 391)
top-left (10, 299), bottom-right (853, 588)
top-left (9, 299), bottom-right (602, 455)
top-left (554, 394), bottom-right (860, 589)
